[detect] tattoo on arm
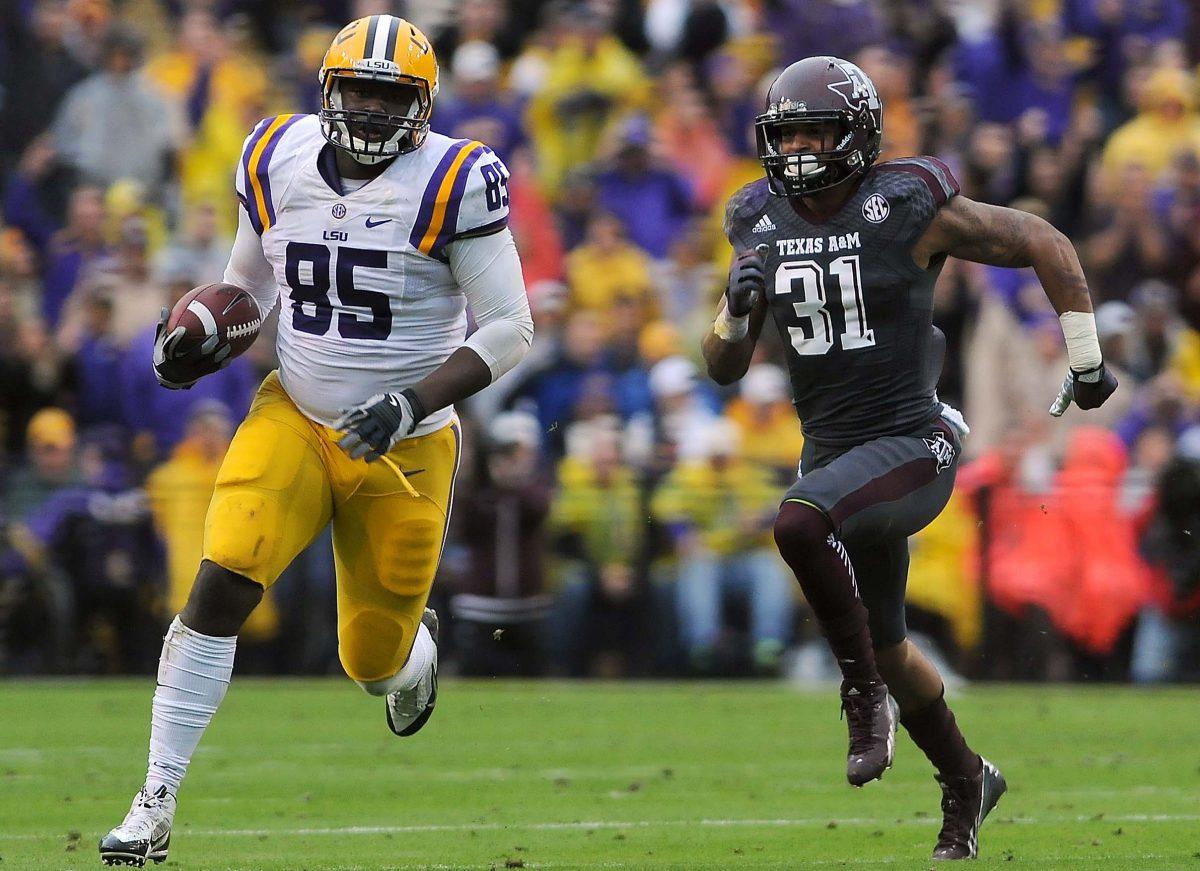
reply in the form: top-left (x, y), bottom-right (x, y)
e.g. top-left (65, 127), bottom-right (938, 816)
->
top-left (934, 199), bottom-right (1034, 267)
top-left (925, 197), bottom-right (1092, 314)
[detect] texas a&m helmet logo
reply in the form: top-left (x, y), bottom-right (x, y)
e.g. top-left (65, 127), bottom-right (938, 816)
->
top-left (827, 61), bottom-right (882, 113)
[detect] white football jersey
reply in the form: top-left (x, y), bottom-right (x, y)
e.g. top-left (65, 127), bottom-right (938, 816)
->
top-left (233, 113), bottom-right (512, 435)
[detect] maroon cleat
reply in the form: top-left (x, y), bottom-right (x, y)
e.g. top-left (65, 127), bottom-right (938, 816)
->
top-left (932, 757), bottom-right (1007, 860)
top-left (840, 680), bottom-right (896, 786)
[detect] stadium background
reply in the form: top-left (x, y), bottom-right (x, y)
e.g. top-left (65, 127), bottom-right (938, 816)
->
top-left (1, 0), bottom-right (1198, 684)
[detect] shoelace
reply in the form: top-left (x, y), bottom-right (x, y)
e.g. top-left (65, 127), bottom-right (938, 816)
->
top-left (135, 787), bottom-right (169, 812)
top-left (841, 693), bottom-right (885, 754)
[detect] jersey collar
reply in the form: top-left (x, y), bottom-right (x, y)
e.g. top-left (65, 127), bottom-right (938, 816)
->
top-left (317, 143), bottom-right (345, 196)
top-left (317, 142), bottom-right (400, 197)
top-left (787, 172), bottom-right (868, 226)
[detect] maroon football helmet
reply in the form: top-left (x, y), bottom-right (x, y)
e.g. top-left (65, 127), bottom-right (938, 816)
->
top-left (756, 56), bottom-right (884, 197)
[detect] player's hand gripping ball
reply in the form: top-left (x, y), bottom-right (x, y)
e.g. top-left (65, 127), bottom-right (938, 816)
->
top-left (726, 244), bottom-right (769, 317)
top-left (154, 283), bottom-right (262, 390)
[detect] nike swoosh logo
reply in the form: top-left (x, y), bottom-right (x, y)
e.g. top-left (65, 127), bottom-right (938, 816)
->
top-left (365, 217), bottom-right (392, 228)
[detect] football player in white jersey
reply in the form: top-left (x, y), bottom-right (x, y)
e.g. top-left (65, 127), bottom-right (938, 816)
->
top-left (101, 16), bottom-right (533, 866)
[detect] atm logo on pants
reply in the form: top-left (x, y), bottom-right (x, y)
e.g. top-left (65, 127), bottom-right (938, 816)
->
top-left (924, 431), bottom-right (955, 474)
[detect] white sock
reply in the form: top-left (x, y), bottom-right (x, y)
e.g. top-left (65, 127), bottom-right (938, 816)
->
top-left (356, 621), bottom-right (435, 696)
top-left (145, 616), bottom-right (236, 795)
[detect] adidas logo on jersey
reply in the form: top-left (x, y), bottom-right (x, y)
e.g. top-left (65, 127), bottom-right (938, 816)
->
top-left (752, 214), bottom-right (777, 233)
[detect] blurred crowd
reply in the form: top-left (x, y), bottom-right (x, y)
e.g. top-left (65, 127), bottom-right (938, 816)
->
top-left (2, 0), bottom-right (1199, 682)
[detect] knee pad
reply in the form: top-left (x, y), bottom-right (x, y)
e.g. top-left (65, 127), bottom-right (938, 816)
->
top-left (339, 608), bottom-right (411, 685)
top-left (205, 491), bottom-right (278, 579)
top-left (773, 501), bottom-right (834, 558)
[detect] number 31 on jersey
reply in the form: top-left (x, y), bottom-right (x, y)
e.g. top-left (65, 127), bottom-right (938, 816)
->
top-left (775, 256), bottom-right (874, 355)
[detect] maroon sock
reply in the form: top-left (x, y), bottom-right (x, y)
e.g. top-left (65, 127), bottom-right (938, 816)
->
top-left (900, 691), bottom-right (982, 780)
top-left (817, 601), bottom-right (879, 686)
top-left (774, 502), bottom-right (879, 688)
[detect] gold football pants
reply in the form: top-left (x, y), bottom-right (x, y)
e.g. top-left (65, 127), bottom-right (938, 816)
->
top-left (203, 371), bottom-right (460, 682)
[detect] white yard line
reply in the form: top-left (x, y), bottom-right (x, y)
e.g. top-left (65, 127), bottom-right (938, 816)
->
top-left (462, 859), bottom-right (1180, 871)
top-left (3, 749), bottom-right (1197, 796)
top-left (2, 813), bottom-right (1198, 841)
top-left (248, 861), bottom-right (912, 870)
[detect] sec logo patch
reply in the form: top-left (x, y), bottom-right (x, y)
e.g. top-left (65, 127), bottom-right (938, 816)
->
top-left (862, 193), bottom-right (890, 224)
top-left (332, 203), bottom-right (347, 219)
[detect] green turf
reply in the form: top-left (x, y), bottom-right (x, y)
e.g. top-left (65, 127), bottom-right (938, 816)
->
top-left (0, 680), bottom-right (1196, 870)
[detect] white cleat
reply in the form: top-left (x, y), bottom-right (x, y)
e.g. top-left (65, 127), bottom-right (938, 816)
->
top-left (98, 785), bottom-right (175, 866)
top-left (385, 608), bottom-right (439, 737)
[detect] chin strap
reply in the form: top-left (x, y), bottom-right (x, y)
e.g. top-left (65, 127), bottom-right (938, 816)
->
top-left (348, 152), bottom-right (392, 166)
top-left (343, 137), bottom-right (409, 165)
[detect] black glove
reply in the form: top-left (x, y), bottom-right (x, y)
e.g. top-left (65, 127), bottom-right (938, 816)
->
top-left (1048, 362), bottom-right (1118, 416)
top-left (334, 388), bottom-right (428, 462)
top-left (152, 306), bottom-right (231, 390)
top-left (725, 244), bottom-right (768, 318)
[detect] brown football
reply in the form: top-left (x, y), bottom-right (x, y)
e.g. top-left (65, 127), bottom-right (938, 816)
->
top-left (166, 283), bottom-right (263, 360)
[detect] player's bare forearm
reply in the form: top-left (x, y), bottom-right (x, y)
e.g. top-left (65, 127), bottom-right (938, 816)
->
top-left (406, 347), bottom-right (493, 415)
top-left (702, 327), bottom-right (753, 385)
top-left (916, 196), bottom-right (1093, 314)
top-left (702, 296), bottom-right (767, 385)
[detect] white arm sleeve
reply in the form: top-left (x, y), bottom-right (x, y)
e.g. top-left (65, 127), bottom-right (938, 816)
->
top-left (222, 207), bottom-right (279, 316)
top-left (446, 227), bottom-right (534, 382)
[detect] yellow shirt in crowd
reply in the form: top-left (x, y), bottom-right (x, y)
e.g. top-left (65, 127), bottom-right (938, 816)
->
top-left (525, 35), bottom-right (649, 197)
top-left (145, 439), bottom-right (278, 639)
top-left (651, 459), bottom-right (780, 557)
top-left (723, 398), bottom-right (806, 476)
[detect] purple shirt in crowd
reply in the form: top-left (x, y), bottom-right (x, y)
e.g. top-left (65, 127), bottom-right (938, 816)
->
top-left (594, 167), bottom-right (693, 259)
top-left (954, 39), bottom-right (1074, 145)
top-left (435, 97), bottom-right (526, 164)
top-left (119, 323), bottom-right (258, 455)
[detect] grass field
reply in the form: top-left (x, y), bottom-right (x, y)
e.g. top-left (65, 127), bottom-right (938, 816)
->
top-left (0, 680), bottom-right (1197, 870)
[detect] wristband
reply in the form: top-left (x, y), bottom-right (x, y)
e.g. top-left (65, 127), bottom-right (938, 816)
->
top-left (399, 387), bottom-right (428, 426)
top-left (1059, 311), bottom-right (1102, 372)
top-left (714, 307), bottom-right (749, 343)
